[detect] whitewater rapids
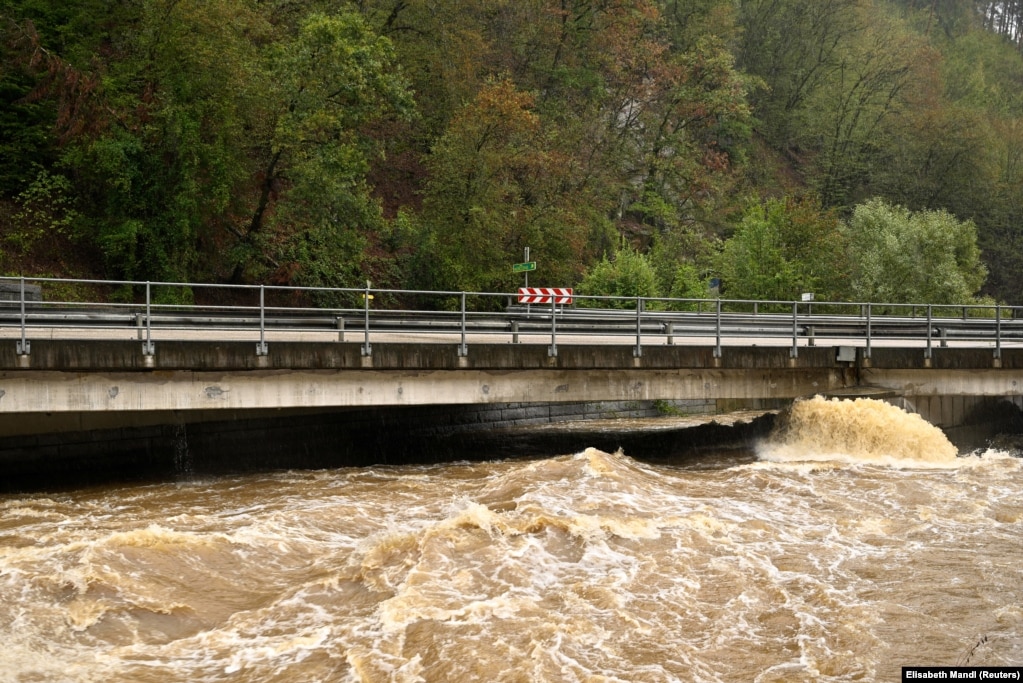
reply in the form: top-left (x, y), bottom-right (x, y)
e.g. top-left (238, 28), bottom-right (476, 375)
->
top-left (1, 397), bottom-right (1021, 681)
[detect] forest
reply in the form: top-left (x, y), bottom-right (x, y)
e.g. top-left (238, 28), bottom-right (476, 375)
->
top-left (1, 0), bottom-right (1023, 306)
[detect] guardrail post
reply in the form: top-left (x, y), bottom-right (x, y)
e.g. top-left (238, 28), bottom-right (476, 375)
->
top-left (995, 305), bottom-right (1002, 361)
top-left (16, 276), bottom-right (29, 356)
top-left (255, 284), bottom-right (268, 356)
top-left (547, 296), bottom-right (557, 357)
top-left (337, 316), bottom-right (345, 342)
top-left (666, 321), bottom-right (674, 346)
top-left (790, 301), bottom-right (798, 358)
top-left (925, 305), bottom-right (932, 360)
top-left (865, 304), bottom-right (872, 360)
top-left (713, 299), bottom-right (722, 358)
top-left (512, 320), bottom-right (520, 344)
top-left (458, 292), bottom-right (468, 357)
top-left (142, 281), bottom-right (155, 356)
top-left (361, 282), bottom-right (372, 357)
top-left (634, 297), bottom-right (643, 358)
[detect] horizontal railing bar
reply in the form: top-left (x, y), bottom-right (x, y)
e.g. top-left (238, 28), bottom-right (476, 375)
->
top-left (2, 276), bottom-right (1021, 356)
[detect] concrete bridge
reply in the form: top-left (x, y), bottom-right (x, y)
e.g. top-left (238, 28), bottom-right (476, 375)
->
top-left (2, 275), bottom-right (1022, 488)
top-left (0, 337), bottom-right (1019, 435)
top-left (0, 333), bottom-right (1019, 401)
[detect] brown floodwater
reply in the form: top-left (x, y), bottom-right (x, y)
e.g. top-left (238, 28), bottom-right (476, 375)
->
top-left (1, 398), bottom-right (1021, 682)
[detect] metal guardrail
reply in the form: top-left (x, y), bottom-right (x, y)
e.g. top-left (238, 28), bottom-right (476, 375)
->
top-left (0, 276), bottom-right (1020, 360)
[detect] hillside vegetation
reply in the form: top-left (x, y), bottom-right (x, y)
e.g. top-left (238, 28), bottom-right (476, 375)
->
top-left (2, 0), bottom-right (1022, 305)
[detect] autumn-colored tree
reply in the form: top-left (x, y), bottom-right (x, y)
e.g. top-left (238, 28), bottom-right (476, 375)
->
top-left (3, 0), bottom-right (1023, 309)
top-left (419, 79), bottom-right (589, 293)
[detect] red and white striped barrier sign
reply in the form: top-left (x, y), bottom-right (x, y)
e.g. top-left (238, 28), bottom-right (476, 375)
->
top-left (518, 287), bottom-right (573, 304)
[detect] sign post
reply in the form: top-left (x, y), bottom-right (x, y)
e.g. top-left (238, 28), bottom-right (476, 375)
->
top-left (512, 247), bottom-right (537, 313)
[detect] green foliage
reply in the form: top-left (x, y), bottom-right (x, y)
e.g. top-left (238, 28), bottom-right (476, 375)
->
top-left (251, 9), bottom-right (413, 287)
top-left (718, 196), bottom-right (849, 302)
top-left (646, 222), bottom-right (717, 308)
top-left (3, 0), bottom-right (1023, 308)
top-left (669, 263), bottom-right (712, 300)
top-left (842, 198), bottom-right (987, 305)
top-left (7, 166), bottom-right (77, 252)
top-left (0, 70), bottom-right (55, 196)
top-left (419, 78), bottom-right (591, 293)
top-left (577, 244), bottom-right (660, 307)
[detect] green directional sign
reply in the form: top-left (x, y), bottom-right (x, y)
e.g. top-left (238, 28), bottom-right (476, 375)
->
top-left (512, 261), bottom-right (536, 273)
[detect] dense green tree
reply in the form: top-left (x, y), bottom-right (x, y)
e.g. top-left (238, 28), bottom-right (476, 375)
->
top-left (419, 79), bottom-right (590, 293)
top-left (236, 9), bottom-right (413, 288)
top-left (718, 196), bottom-right (849, 301)
top-left (842, 198), bottom-right (987, 304)
top-left (577, 243), bottom-right (661, 306)
top-left (648, 222), bottom-right (718, 299)
top-left (737, 0), bottom-right (865, 148)
top-left (2, 0), bottom-right (1023, 309)
top-left (2, 1), bottom-right (411, 291)
top-left (807, 10), bottom-right (927, 207)
top-left (976, 117), bottom-right (1023, 304)
top-left (738, 0), bottom-right (931, 209)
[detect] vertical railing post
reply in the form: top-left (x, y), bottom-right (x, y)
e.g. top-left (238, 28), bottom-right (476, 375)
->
top-left (790, 301), bottom-right (798, 358)
top-left (142, 281), bottom-right (155, 356)
top-left (995, 305), bottom-right (1002, 361)
top-left (713, 298), bottom-right (722, 358)
top-left (16, 276), bottom-right (29, 356)
top-left (547, 295), bottom-right (558, 357)
top-left (634, 297), bottom-right (643, 357)
top-left (362, 281), bottom-right (372, 357)
top-left (865, 303), bottom-right (872, 361)
top-left (458, 291), bottom-right (468, 357)
top-left (925, 304), bottom-right (932, 360)
top-left (256, 284), bottom-right (268, 356)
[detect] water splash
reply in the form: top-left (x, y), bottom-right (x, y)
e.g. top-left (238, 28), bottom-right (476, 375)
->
top-left (758, 395), bottom-right (959, 467)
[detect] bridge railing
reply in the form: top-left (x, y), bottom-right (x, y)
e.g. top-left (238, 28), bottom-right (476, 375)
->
top-left (0, 275), bottom-right (1020, 360)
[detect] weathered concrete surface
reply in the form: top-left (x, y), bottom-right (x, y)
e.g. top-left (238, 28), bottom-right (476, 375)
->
top-left (864, 347), bottom-right (1021, 369)
top-left (0, 339), bottom-right (844, 371)
top-left (0, 341), bottom-right (858, 416)
top-left (1, 341), bottom-right (1017, 418)
top-left (860, 368), bottom-right (1023, 398)
top-left (0, 365), bottom-right (849, 413)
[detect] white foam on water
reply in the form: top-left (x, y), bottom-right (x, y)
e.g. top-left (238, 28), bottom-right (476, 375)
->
top-left (757, 395), bottom-right (962, 468)
top-left (1, 436), bottom-right (1021, 681)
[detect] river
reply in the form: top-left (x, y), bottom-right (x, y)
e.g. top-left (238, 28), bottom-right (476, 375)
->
top-left (1, 397), bottom-right (1021, 682)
